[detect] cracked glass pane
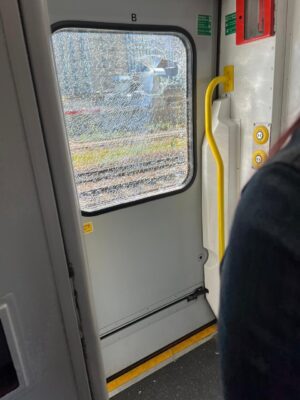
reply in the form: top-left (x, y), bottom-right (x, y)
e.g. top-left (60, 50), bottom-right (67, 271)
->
top-left (52, 28), bottom-right (194, 213)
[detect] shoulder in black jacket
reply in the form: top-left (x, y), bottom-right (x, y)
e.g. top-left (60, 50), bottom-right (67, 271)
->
top-left (219, 129), bottom-right (300, 399)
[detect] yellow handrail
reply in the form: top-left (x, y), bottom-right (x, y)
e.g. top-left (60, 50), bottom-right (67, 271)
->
top-left (204, 66), bottom-right (234, 262)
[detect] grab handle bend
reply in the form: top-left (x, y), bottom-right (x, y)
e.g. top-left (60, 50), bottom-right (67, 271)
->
top-left (204, 66), bottom-right (234, 261)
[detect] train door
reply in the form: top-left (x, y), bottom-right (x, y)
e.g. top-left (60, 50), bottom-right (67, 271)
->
top-left (20, 0), bottom-right (220, 385)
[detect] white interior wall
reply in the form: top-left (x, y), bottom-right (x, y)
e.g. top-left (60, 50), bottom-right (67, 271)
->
top-left (219, 0), bottom-right (299, 183)
top-left (219, 0), bottom-right (278, 188)
top-left (203, 0), bottom-right (291, 316)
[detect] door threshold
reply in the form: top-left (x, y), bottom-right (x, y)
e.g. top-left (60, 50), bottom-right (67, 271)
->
top-left (107, 321), bottom-right (217, 397)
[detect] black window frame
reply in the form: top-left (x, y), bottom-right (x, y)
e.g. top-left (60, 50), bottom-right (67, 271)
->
top-left (52, 21), bottom-right (197, 216)
top-left (0, 319), bottom-right (19, 398)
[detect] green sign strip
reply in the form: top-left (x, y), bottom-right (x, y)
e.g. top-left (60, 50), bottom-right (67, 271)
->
top-left (225, 12), bottom-right (236, 36)
top-left (197, 15), bottom-right (212, 36)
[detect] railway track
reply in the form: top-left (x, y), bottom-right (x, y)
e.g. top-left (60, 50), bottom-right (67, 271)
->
top-left (79, 170), bottom-right (180, 200)
top-left (69, 130), bottom-right (186, 150)
top-left (75, 154), bottom-right (186, 184)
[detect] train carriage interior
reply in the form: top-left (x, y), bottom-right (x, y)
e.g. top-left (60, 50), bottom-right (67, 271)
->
top-left (0, 0), bottom-right (299, 399)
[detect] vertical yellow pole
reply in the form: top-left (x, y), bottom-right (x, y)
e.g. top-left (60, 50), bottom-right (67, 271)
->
top-left (204, 66), bottom-right (234, 262)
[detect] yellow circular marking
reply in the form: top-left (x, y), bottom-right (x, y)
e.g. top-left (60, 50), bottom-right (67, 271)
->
top-left (253, 125), bottom-right (269, 145)
top-left (252, 150), bottom-right (268, 169)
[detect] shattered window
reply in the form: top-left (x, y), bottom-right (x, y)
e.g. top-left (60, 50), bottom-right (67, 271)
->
top-left (52, 27), bottom-right (194, 213)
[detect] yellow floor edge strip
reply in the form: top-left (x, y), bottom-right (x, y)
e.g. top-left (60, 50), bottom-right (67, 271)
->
top-left (107, 324), bottom-right (217, 393)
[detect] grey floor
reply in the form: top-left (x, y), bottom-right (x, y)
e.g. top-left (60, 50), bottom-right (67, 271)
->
top-left (113, 337), bottom-right (223, 400)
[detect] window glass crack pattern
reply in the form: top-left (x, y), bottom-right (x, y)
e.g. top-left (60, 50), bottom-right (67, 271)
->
top-left (52, 27), bottom-right (194, 213)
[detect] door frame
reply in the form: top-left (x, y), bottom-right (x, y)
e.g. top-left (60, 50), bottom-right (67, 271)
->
top-left (14, 0), bottom-right (108, 398)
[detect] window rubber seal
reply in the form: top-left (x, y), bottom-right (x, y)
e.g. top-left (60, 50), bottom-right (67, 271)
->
top-left (51, 21), bottom-right (198, 217)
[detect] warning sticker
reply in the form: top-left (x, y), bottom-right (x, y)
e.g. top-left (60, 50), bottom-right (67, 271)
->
top-left (83, 222), bottom-right (94, 234)
top-left (225, 12), bottom-right (236, 36)
top-left (197, 15), bottom-right (212, 36)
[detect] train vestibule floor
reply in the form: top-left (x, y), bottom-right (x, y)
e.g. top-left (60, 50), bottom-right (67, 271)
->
top-left (112, 337), bottom-right (223, 400)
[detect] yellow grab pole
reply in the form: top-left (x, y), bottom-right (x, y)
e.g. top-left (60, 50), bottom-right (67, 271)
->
top-left (204, 66), bottom-right (234, 262)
